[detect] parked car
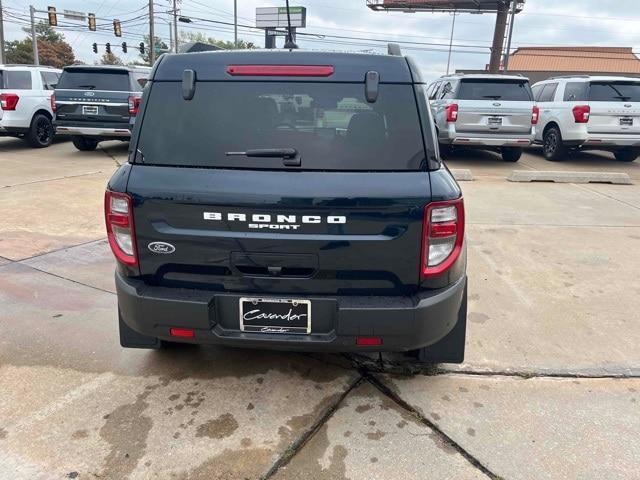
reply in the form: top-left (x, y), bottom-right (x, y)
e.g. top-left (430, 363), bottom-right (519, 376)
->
top-left (53, 65), bottom-right (150, 151)
top-left (106, 49), bottom-right (468, 363)
top-left (428, 73), bottom-right (538, 162)
top-left (0, 64), bottom-right (61, 148)
top-left (533, 76), bottom-right (640, 162)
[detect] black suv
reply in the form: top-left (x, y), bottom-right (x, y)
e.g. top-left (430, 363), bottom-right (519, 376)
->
top-left (53, 65), bottom-right (150, 151)
top-left (106, 49), bottom-right (468, 363)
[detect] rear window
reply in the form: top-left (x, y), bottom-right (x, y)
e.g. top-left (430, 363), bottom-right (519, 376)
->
top-left (0, 70), bottom-right (32, 89)
top-left (56, 69), bottom-right (130, 91)
top-left (457, 79), bottom-right (533, 101)
top-left (136, 82), bottom-right (426, 171)
top-left (589, 82), bottom-right (640, 102)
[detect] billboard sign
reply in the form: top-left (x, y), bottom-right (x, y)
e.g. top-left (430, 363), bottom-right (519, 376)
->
top-left (256, 7), bottom-right (307, 28)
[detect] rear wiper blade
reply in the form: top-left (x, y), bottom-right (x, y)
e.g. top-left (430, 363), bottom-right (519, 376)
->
top-left (226, 148), bottom-right (298, 159)
top-left (483, 95), bottom-right (502, 100)
top-left (77, 85), bottom-right (97, 90)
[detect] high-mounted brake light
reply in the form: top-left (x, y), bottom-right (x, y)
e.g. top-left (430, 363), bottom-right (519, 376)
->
top-left (573, 105), bottom-right (590, 123)
top-left (128, 95), bottom-right (141, 115)
top-left (421, 198), bottom-right (465, 279)
top-left (104, 190), bottom-right (138, 267)
top-left (0, 93), bottom-right (20, 111)
top-left (50, 93), bottom-right (57, 113)
top-left (226, 65), bottom-right (334, 77)
top-left (531, 105), bottom-right (540, 125)
top-left (446, 103), bottom-right (459, 123)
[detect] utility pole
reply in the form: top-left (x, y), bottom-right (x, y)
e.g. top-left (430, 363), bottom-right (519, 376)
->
top-left (30, 5), bottom-right (39, 65)
top-left (149, 0), bottom-right (155, 65)
top-left (173, 0), bottom-right (179, 53)
top-left (488, 1), bottom-right (509, 73)
top-left (446, 11), bottom-right (457, 75)
top-left (503, 0), bottom-right (517, 72)
top-left (0, 0), bottom-right (5, 64)
top-left (233, 0), bottom-right (238, 48)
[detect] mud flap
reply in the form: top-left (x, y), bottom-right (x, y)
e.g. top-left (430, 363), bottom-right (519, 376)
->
top-left (119, 311), bottom-right (162, 349)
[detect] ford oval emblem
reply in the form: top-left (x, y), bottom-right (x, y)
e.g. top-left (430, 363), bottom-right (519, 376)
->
top-left (84, 91), bottom-right (95, 97)
top-left (148, 242), bottom-right (175, 254)
top-left (625, 104), bottom-right (632, 108)
top-left (493, 102), bottom-right (501, 107)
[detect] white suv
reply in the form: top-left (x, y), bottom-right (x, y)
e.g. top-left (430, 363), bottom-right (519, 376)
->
top-left (0, 64), bottom-right (61, 148)
top-left (533, 76), bottom-right (640, 162)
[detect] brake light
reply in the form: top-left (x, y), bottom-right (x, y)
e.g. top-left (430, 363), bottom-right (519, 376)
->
top-left (128, 95), bottom-right (141, 115)
top-left (573, 105), bottom-right (590, 123)
top-left (104, 190), bottom-right (138, 267)
top-left (445, 103), bottom-right (458, 123)
top-left (50, 93), bottom-right (56, 113)
top-left (226, 65), bottom-right (334, 77)
top-left (421, 198), bottom-right (465, 279)
top-left (531, 105), bottom-right (539, 125)
top-left (0, 93), bottom-right (19, 111)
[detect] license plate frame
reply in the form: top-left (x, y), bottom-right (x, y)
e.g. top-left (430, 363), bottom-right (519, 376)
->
top-left (239, 297), bottom-right (311, 335)
top-left (82, 105), bottom-right (99, 115)
top-left (620, 117), bottom-right (633, 127)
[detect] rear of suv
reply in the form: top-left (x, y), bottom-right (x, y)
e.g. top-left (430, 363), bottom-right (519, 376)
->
top-left (428, 74), bottom-right (538, 162)
top-left (0, 64), bottom-right (61, 148)
top-left (53, 65), bottom-right (150, 151)
top-left (107, 50), bottom-right (468, 363)
top-left (533, 76), bottom-right (640, 162)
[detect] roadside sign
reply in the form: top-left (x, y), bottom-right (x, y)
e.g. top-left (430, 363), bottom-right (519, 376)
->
top-left (256, 6), bottom-right (307, 28)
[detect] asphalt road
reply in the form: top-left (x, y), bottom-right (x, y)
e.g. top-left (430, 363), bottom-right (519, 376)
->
top-left (1, 137), bottom-right (639, 479)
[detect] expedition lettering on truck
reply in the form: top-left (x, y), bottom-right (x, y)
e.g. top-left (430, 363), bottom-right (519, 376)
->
top-left (106, 49), bottom-right (468, 363)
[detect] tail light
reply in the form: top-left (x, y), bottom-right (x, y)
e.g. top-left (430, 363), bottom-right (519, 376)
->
top-left (128, 95), bottom-right (141, 115)
top-left (573, 105), bottom-right (590, 123)
top-left (50, 93), bottom-right (56, 113)
top-left (531, 105), bottom-right (540, 125)
top-left (105, 190), bottom-right (138, 267)
top-left (0, 93), bottom-right (20, 111)
top-left (421, 198), bottom-right (465, 279)
top-left (445, 103), bottom-right (458, 123)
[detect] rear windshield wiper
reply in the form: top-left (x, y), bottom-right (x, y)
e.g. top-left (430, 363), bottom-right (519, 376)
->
top-left (226, 148), bottom-right (300, 166)
top-left (77, 84), bottom-right (97, 90)
top-left (483, 95), bottom-right (502, 100)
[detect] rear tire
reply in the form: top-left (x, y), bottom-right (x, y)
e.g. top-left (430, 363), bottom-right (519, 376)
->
top-left (406, 283), bottom-right (467, 364)
top-left (542, 126), bottom-right (567, 161)
top-left (25, 113), bottom-right (54, 148)
top-left (501, 147), bottom-right (522, 162)
top-left (72, 136), bottom-right (99, 151)
top-left (614, 148), bottom-right (639, 162)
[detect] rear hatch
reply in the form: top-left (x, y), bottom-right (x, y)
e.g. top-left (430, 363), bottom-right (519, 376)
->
top-left (54, 67), bottom-right (133, 125)
top-left (128, 74), bottom-right (431, 296)
top-left (455, 78), bottom-right (533, 134)
top-left (586, 80), bottom-right (640, 135)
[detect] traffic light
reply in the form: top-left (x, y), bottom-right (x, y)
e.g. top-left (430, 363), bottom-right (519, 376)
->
top-left (92, 43), bottom-right (98, 54)
top-left (106, 43), bottom-right (111, 54)
top-left (88, 13), bottom-right (96, 31)
top-left (47, 6), bottom-right (57, 26)
top-left (122, 42), bottom-right (128, 54)
top-left (139, 42), bottom-right (145, 54)
top-left (113, 19), bottom-right (122, 37)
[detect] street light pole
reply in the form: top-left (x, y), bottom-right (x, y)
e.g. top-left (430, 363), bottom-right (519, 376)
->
top-left (503, 0), bottom-right (517, 72)
top-left (0, 0), bottom-right (5, 64)
top-left (149, 0), bottom-right (155, 65)
top-left (173, 0), bottom-right (179, 53)
top-left (446, 11), bottom-right (457, 75)
top-left (30, 5), bottom-right (39, 65)
top-left (234, 0), bottom-right (238, 48)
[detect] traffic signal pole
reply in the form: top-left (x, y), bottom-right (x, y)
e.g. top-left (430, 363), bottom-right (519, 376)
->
top-left (0, 0), bottom-right (5, 64)
top-left (30, 5), bottom-right (39, 65)
top-left (173, 0), bottom-right (179, 53)
top-left (149, 0), bottom-right (155, 65)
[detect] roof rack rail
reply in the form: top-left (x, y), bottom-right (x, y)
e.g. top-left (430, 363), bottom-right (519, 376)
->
top-left (0, 64), bottom-right (57, 68)
top-left (387, 43), bottom-right (402, 56)
top-left (548, 75), bottom-right (591, 80)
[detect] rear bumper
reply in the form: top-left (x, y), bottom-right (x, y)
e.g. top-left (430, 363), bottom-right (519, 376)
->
top-left (449, 135), bottom-right (533, 147)
top-left (116, 271), bottom-right (467, 352)
top-left (55, 125), bottom-right (131, 137)
top-left (582, 135), bottom-right (640, 148)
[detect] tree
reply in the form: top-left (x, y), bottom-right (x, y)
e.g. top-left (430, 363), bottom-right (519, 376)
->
top-left (100, 52), bottom-right (124, 65)
top-left (139, 35), bottom-right (169, 64)
top-left (5, 21), bottom-right (75, 68)
top-left (178, 31), bottom-right (258, 50)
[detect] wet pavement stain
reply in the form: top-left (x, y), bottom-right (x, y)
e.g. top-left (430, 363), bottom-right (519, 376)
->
top-left (468, 312), bottom-right (490, 324)
top-left (467, 427), bottom-right (477, 437)
top-left (195, 413), bottom-right (239, 440)
top-left (0, 427), bottom-right (7, 439)
top-left (355, 404), bottom-right (373, 413)
top-left (71, 430), bottom-right (88, 439)
top-left (366, 429), bottom-right (386, 440)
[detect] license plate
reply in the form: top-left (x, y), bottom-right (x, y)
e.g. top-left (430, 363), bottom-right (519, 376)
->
top-left (239, 298), bottom-right (311, 334)
top-left (82, 105), bottom-right (99, 115)
top-left (488, 117), bottom-right (503, 126)
top-left (620, 117), bottom-right (633, 127)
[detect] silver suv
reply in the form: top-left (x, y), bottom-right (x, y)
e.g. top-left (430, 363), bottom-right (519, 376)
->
top-left (0, 64), bottom-right (61, 148)
top-left (533, 76), bottom-right (640, 162)
top-left (428, 74), bottom-right (537, 162)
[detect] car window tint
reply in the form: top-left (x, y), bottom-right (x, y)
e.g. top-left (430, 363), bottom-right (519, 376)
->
top-left (457, 80), bottom-right (533, 101)
top-left (57, 69), bottom-right (130, 91)
top-left (40, 71), bottom-right (59, 90)
top-left (589, 82), bottom-right (640, 102)
top-left (1, 70), bottom-right (32, 89)
top-left (563, 82), bottom-right (588, 102)
top-left (136, 82), bottom-right (426, 171)
top-left (538, 83), bottom-right (558, 102)
top-left (531, 84), bottom-right (544, 101)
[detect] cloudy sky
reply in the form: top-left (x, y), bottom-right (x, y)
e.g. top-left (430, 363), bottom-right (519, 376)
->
top-left (3, 0), bottom-right (640, 81)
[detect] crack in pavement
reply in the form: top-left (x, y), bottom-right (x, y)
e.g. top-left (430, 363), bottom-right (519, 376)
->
top-left (11, 238), bottom-right (107, 263)
top-left (16, 263), bottom-right (116, 296)
top-left (99, 145), bottom-right (123, 167)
